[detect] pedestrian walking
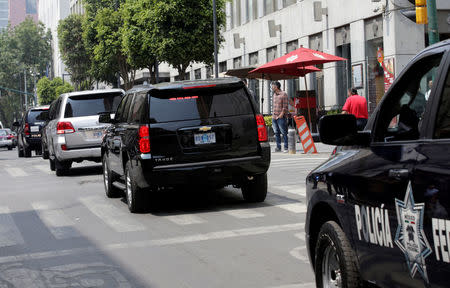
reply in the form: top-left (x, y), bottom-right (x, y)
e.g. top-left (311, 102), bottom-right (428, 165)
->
top-left (271, 81), bottom-right (289, 152)
top-left (342, 88), bottom-right (368, 131)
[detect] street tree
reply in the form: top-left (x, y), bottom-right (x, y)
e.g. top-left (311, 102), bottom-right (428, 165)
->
top-left (58, 14), bottom-right (93, 90)
top-left (121, 0), bottom-right (158, 83)
top-left (37, 77), bottom-right (74, 105)
top-left (150, 0), bottom-right (226, 80)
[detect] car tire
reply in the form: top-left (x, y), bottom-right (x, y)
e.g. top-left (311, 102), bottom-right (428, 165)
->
top-left (49, 158), bottom-right (55, 171)
top-left (125, 161), bottom-right (147, 213)
top-left (7, 146), bottom-right (12, 150)
top-left (18, 144), bottom-right (24, 157)
top-left (315, 221), bottom-right (360, 288)
top-left (55, 159), bottom-right (71, 177)
top-left (241, 173), bottom-right (268, 202)
top-left (42, 143), bottom-right (49, 160)
top-left (24, 146), bottom-right (31, 158)
top-left (103, 154), bottom-right (121, 198)
top-left (35, 148), bottom-right (42, 156)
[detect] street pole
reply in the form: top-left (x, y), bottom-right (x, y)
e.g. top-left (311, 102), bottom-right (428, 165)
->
top-left (213, 0), bottom-right (219, 78)
top-left (24, 69), bottom-right (27, 111)
top-left (33, 70), bottom-right (37, 106)
top-left (426, 0), bottom-right (440, 45)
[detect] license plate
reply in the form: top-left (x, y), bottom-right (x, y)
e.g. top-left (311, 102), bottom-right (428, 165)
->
top-left (31, 134), bottom-right (41, 138)
top-left (30, 126), bottom-right (39, 132)
top-left (91, 131), bottom-right (103, 139)
top-left (194, 132), bottom-right (216, 145)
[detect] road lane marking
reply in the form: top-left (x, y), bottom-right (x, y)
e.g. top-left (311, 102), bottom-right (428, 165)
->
top-left (33, 165), bottom-right (52, 174)
top-left (5, 167), bottom-right (27, 177)
top-left (223, 208), bottom-right (265, 219)
top-left (270, 157), bottom-right (328, 163)
top-left (277, 203), bottom-right (307, 214)
top-left (0, 207), bottom-right (25, 247)
top-left (31, 201), bottom-right (80, 240)
top-left (275, 185), bottom-right (306, 196)
top-left (79, 196), bottom-right (146, 233)
top-left (270, 282), bottom-right (315, 288)
top-left (165, 214), bottom-right (206, 225)
top-left (0, 223), bottom-right (304, 264)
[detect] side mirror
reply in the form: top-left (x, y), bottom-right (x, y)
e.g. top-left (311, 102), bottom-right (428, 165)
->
top-left (319, 114), bottom-right (370, 146)
top-left (12, 121), bottom-right (20, 127)
top-left (99, 112), bottom-right (113, 124)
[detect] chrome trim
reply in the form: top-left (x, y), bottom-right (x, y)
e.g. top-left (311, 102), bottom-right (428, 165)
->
top-left (140, 153), bottom-right (152, 160)
top-left (153, 156), bottom-right (261, 170)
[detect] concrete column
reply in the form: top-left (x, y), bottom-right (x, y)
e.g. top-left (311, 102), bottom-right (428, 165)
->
top-left (349, 20), bottom-right (366, 98)
top-left (383, 6), bottom-right (425, 77)
top-left (323, 28), bottom-right (337, 108)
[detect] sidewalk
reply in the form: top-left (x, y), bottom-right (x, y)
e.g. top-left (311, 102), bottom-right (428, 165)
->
top-left (269, 141), bottom-right (334, 155)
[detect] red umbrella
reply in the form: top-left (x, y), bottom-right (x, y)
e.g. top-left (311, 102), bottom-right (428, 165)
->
top-left (248, 65), bottom-right (320, 79)
top-left (250, 47), bottom-right (346, 130)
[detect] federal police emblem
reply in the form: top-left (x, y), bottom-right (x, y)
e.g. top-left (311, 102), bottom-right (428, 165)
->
top-left (394, 182), bottom-right (432, 283)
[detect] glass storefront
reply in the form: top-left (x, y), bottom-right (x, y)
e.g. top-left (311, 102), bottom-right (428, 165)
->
top-left (335, 26), bottom-right (351, 108)
top-left (365, 17), bottom-right (384, 115)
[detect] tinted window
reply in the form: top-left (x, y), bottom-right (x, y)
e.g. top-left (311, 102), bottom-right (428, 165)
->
top-left (27, 109), bottom-right (48, 123)
top-left (149, 86), bottom-right (253, 123)
top-left (114, 95), bottom-right (129, 123)
top-left (122, 94), bottom-right (134, 123)
top-left (434, 64), bottom-right (450, 138)
top-left (64, 93), bottom-right (123, 118)
top-left (128, 93), bottom-right (146, 123)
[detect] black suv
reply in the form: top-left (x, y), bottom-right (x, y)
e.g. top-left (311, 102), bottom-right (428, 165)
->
top-left (14, 106), bottom-right (49, 158)
top-left (100, 78), bottom-right (271, 212)
top-left (306, 40), bottom-right (450, 287)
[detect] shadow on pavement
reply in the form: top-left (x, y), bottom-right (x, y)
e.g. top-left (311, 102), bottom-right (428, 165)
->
top-left (63, 165), bottom-right (103, 177)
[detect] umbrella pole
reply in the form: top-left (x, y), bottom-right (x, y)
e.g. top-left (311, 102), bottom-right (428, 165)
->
top-left (303, 67), bottom-right (313, 132)
top-left (261, 74), bottom-right (264, 114)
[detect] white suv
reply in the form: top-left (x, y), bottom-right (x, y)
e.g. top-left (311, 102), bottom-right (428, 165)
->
top-left (44, 89), bottom-right (124, 176)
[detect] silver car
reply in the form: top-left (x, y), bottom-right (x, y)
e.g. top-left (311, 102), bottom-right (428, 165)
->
top-left (45, 89), bottom-right (124, 176)
top-left (0, 129), bottom-right (13, 150)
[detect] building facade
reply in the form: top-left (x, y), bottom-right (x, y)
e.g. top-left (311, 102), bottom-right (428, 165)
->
top-left (0, 0), bottom-right (7, 30)
top-left (69, 0), bottom-right (83, 15)
top-left (174, 0), bottom-right (450, 119)
top-left (38, 0), bottom-right (70, 79)
top-left (9, 0), bottom-right (39, 27)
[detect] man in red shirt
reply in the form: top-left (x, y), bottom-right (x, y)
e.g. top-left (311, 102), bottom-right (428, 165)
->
top-left (342, 88), bottom-right (368, 130)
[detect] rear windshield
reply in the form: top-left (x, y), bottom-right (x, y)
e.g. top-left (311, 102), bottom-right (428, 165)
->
top-left (64, 93), bottom-right (123, 118)
top-left (0, 130), bottom-right (7, 136)
top-left (27, 109), bottom-right (48, 123)
top-left (149, 86), bottom-right (253, 123)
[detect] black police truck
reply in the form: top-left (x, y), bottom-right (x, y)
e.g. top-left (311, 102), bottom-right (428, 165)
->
top-left (306, 39), bottom-right (450, 288)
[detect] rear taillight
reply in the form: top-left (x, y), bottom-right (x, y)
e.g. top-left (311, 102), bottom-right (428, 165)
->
top-left (7, 135), bottom-right (12, 139)
top-left (24, 123), bottom-right (30, 135)
top-left (57, 122), bottom-right (75, 134)
top-left (139, 125), bottom-right (150, 153)
top-left (255, 114), bottom-right (268, 142)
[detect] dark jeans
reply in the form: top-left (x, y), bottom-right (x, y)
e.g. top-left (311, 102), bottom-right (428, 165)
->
top-left (356, 118), bottom-right (368, 131)
top-left (272, 117), bottom-right (288, 150)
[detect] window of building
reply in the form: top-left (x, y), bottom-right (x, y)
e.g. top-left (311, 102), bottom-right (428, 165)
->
top-left (264, 0), bottom-right (277, 15)
top-left (26, 0), bottom-right (37, 14)
top-left (286, 40), bottom-right (298, 54)
top-left (266, 46), bottom-right (278, 62)
top-left (185, 72), bottom-right (191, 80)
top-left (365, 17), bottom-right (384, 114)
top-left (195, 69), bottom-right (202, 80)
top-left (206, 66), bottom-right (213, 79)
top-left (335, 26), bottom-right (351, 107)
top-left (233, 57), bottom-right (242, 69)
top-left (249, 52), bottom-right (259, 66)
top-left (252, 0), bottom-right (258, 20)
top-left (283, 0), bottom-right (296, 7)
top-left (244, 0), bottom-right (250, 24)
top-left (234, 0), bottom-right (241, 27)
top-left (219, 61), bottom-right (227, 73)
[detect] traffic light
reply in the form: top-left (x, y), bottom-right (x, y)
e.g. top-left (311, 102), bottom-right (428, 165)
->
top-left (415, 0), bottom-right (427, 24)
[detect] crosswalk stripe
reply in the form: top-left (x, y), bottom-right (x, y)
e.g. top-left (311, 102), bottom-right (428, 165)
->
top-left (165, 214), bottom-right (205, 225)
top-left (270, 157), bottom-right (328, 163)
top-left (31, 201), bottom-right (80, 239)
top-left (0, 207), bottom-right (25, 247)
top-left (276, 203), bottom-right (307, 214)
top-left (33, 165), bottom-right (52, 174)
top-left (5, 167), bottom-right (27, 177)
top-left (274, 185), bottom-right (306, 196)
top-left (79, 196), bottom-right (146, 233)
top-left (223, 209), bottom-right (265, 219)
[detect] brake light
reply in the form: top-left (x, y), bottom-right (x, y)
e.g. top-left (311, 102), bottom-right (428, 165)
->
top-left (57, 122), bottom-right (75, 134)
top-left (139, 125), bottom-right (150, 153)
top-left (61, 144), bottom-right (67, 151)
top-left (256, 114), bottom-right (268, 142)
top-left (24, 123), bottom-right (30, 135)
top-left (183, 84), bottom-right (216, 89)
top-left (7, 135), bottom-right (12, 139)
top-left (169, 96), bottom-right (199, 101)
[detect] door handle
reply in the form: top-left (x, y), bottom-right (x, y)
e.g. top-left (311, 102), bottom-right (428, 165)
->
top-left (388, 169), bottom-right (409, 179)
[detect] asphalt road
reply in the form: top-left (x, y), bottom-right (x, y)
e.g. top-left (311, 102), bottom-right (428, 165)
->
top-left (0, 144), bottom-right (333, 288)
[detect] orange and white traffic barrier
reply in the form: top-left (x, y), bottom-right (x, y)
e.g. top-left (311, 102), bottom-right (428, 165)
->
top-left (294, 116), bottom-right (317, 154)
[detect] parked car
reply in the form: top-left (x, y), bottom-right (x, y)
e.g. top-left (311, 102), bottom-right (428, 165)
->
top-left (100, 79), bottom-right (271, 213)
top-left (0, 129), bottom-right (14, 150)
top-left (44, 89), bottom-right (125, 176)
top-left (41, 99), bottom-right (57, 160)
top-left (14, 106), bottom-right (49, 157)
top-left (305, 39), bottom-right (450, 287)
